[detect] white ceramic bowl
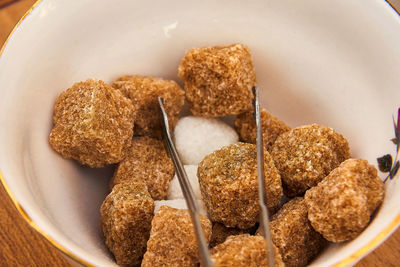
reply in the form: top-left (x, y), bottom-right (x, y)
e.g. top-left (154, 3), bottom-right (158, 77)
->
top-left (1, 0), bottom-right (400, 266)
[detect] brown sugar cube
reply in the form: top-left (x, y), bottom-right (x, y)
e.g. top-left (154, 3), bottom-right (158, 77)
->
top-left (209, 222), bottom-right (256, 248)
top-left (178, 43), bottom-right (257, 117)
top-left (257, 197), bottom-right (327, 267)
top-left (112, 75), bottom-right (184, 139)
top-left (304, 159), bottom-right (384, 242)
top-left (270, 124), bottom-right (350, 197)
top-left (110, 136), bottom-right (175, 200)
top-left (198, 143), bottom-right (282, 229)
top-left (234, 108), bottom-right (291, 151)
top-left (100, 180), bottom-right (154, 266)
top-left (141, 206), bottom-right (212, 267)
top-left (210, 234), bottom-right (285, 267)
top-left (49, 79), bottom-right (134, 167)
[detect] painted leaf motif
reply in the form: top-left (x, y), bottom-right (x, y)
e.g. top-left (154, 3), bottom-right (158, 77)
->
top-left (377, 154), bottom-right (393, 173)
top-left (397, 107), bottom-right (400, 136)
top-left (396, 107), bottom-right (400, 152)
top-left (391, 137), bottom-right (399, 146)
top-left (390, 161), bottom-right (400, 180)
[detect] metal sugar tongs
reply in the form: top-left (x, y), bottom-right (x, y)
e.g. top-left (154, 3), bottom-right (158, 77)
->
top-left (253, 86), bottom-right (276, 267)
top-left (158, 97), bottom-right (213, 267)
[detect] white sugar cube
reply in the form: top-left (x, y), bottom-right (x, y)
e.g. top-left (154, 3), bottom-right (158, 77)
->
top-left (167, 165), bottom-right (201, 200)
top-left (174, 116), bottom-right (238, 165)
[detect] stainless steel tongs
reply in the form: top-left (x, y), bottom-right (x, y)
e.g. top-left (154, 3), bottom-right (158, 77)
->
top-left (253, 86), bottom-right (275, 267)
top-left (158, 97), bottom-right (213, 267)
top-left (159, 88), bottom-right (274, 267)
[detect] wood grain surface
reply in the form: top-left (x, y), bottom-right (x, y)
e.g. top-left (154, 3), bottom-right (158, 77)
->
top-left (1, 0), bottom-right (399, 266)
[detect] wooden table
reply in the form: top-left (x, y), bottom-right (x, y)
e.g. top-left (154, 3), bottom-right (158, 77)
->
top-left (1, 0), bottom-right (400, 266)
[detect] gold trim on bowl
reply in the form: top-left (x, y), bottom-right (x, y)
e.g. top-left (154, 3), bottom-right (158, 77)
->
top-left (0, 0), bottom-right (399, 266)
top-left (0, 171), bottom-right (93, 267)
top-left (333, 211), bottom-right (400, 267)
top-left (386, 0), bottom-right (400, 15)
top-left (1, 2), bottom-right (94, 266)
top-left (0, 0), bottom-right (40, 56)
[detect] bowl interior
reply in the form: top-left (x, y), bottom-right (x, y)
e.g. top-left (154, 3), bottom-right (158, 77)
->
top-left (1, 0), bottom-right (400, 266)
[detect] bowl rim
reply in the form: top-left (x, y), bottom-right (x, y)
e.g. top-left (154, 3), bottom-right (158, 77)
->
top-left (1, 0), bottom-right (400, 266)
